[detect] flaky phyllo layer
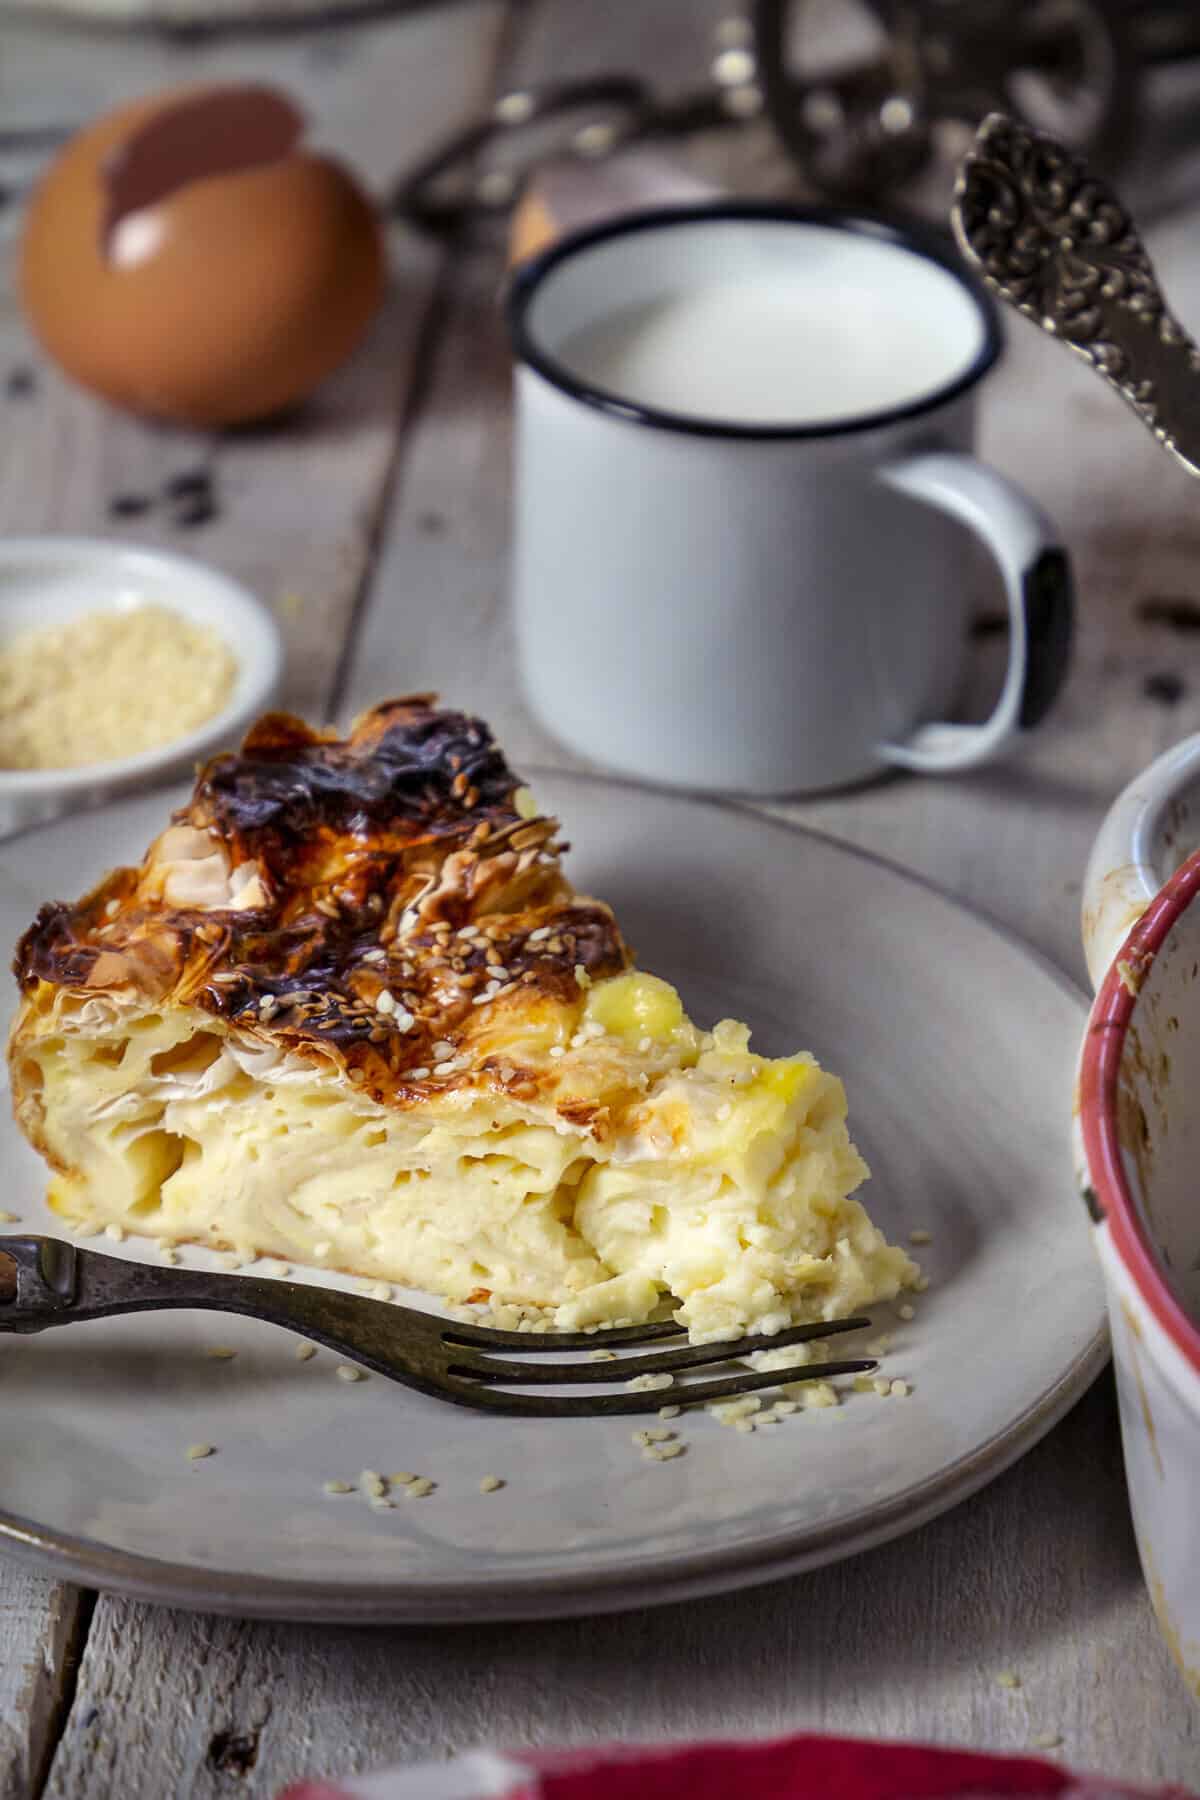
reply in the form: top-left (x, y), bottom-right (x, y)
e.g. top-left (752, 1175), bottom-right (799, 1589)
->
top-left (9, 699), bottom-right (916, 1341)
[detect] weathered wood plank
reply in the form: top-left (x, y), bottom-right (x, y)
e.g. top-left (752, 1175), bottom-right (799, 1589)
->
top-left (0, 1575), bottom-right (89, 1800)
top-left (0, 1), bottom-right (507, 717)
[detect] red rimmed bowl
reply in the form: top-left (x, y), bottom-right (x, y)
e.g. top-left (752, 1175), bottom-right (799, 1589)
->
top-left (1077, 836), bottom-right (1200, 1700)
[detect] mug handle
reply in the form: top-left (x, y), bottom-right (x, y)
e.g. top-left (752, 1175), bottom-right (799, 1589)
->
top-left (874, 450), bottom-right (1073, 774)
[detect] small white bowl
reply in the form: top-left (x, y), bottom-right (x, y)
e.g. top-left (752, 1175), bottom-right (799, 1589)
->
top-left (0, 536), bottom-right (284, 837)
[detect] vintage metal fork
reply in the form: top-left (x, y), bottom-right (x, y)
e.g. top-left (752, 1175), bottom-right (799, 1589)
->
top-left (0, 1236), bottom-right (875, 1417)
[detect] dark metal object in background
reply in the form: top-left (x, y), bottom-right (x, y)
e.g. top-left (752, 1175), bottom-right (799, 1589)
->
top-left (753, 0), bottom-right (1138, 202)
top-left (0, 1234), bottom-right (876, 1416)
top-left (395, 1), bottom-right (1200, 230)
top-left (953, 110), bottom-right (1200, 479)
top-left (393, 61), bottom-right (757, 229)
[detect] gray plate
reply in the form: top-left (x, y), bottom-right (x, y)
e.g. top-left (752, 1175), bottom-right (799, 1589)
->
top-left (0, 773), bottom-right (1106, 1622)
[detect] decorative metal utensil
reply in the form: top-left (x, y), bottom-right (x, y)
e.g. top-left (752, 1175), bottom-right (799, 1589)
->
top-left (952, 109), bottom-right (1200, 479)
top-left (0, 1235), bottom-right (875, 1417)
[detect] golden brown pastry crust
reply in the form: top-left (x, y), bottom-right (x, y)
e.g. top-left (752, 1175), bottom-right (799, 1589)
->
top-left (12, 698), bottom-right (630, 1109)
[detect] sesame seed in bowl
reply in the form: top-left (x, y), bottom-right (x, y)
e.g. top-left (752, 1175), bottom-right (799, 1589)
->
top-left (0, 535), bottom-right (283, 838)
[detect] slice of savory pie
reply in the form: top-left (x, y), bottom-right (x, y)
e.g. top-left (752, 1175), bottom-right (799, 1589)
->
top-left (9, 699), bottom-right (917, 1342)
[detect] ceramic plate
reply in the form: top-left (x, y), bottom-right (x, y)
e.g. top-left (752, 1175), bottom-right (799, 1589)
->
top-left (0, 775), bottom-right (1106, 1622)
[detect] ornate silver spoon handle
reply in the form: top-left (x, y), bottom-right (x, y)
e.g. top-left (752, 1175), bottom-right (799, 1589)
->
top-left (952, 111), bottom-right (1200, 480)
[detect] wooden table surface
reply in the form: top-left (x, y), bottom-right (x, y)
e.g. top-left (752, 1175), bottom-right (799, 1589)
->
top-left (4, 3), bottom-right (1200, 1794)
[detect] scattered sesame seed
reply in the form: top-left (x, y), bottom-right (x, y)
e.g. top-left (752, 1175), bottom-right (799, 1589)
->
top-left (898, 1303), bottom-right (915, 1321)
top-left (0, 1210), bottom-right (19, 1224)
top-left (658, 1405), bottom-right (681, 1420)
top-left (362, 948), bottom-right (386, 964)
top-left (909, 1228), bottom-right (932, 1245)
top-left (528, 927), bottom-right (550, 942)
top-left (408, 1067), bottom-right (431, 1081)
top-left (393, 1009), bottom-right (415, 1032)
top-left (204, 1346), bottom-right (237, 1360)
top-left (323, 1479), bottom-right (353, 1495)
top-left (404, 1478), bottom-right (435, 1499)
top-left (391, 1472), bottom-right (417, 1485)
top-left (711, 1396), bottom-right (760, 1423)
top-left (548, 1045), bottom-right (565, 1058)
top-left (735, 1419), bottom-right (756, 1434)
top-left (755, 1411), bottom-right (781, 1426)
top-left (574, 964), bottom-right (591, 989)
top-left (588, 1349), bottom-right (617, 1362)
top-left (295, 1342), bottom-right (317, 1361)
top-left (645, 1441), bottom-right (685, 1461)
top-left (104, 899), bottom-right (120, 918)
top-left (996, 1671), bottom-right (1021, 1690)
top-left (1030, 1732), bottom-right (1062, 1750)
top-left (873, 1378), bottom-right (891, 1397)
top-left (853, 1375), bottom-right (874, 1393)
top-left (369, 1281), bottom-right (392, 1302)
top-left (370, 1497), bottom-right (395, 1511)
top-left (160, 1247), bottom-right (178, 1265)
top-left (774, 1400), bottom-right (799, 1416)
top-left (104, 1223), bottom-right (125, 1243)
top-left (432, 1040), bottom-right (455, 1060)
top-left (185, 1443), bottom-right (214, 1460)
top-left (376, 989), bottom-right (396, 1015)
top-left (336, 1365), bottom-right (366, 1383)
top-left (802, 1384), bottom-right (839, 1411)
top-left (914, 1275), bottom-right (930, 1292)
top-left (359, 1470), bottom-right (386, 1498)
top-left (479, 1475), bottom-right (504, 1493)
top-left (627, 1371), bottom-right (674, 1391)
top-left (890, 1379), bottom-right (910, 1397)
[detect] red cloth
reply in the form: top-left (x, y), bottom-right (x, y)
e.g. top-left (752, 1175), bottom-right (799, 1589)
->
top-left (277, 1732), bottom-right (1196, 1800)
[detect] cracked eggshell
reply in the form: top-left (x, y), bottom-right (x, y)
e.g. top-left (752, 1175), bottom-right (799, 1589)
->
top-left (19, 83), bottom-right (386, 428)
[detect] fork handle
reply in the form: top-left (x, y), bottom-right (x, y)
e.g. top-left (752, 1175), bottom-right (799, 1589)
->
top-left (0, 1235), bottom-right (424, 1376)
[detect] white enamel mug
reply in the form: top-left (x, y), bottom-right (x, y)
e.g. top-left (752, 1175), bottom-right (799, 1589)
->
top-left (508, 203), bottom-right (1073, 796)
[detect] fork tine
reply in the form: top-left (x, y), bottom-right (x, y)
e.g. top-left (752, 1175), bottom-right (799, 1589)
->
top-left (441, 1314), bottom-right (870, 1354)
top-left (450, 1316), bottom-right (872, 1384)
top-left (441, 1318), bottom-right (684, 1351)
top-left (443, 1358), bottom-right (877, 1416)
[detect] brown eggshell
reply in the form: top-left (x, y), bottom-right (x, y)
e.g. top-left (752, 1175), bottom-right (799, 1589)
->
top-left (20, 85), bottom-right (386, 427)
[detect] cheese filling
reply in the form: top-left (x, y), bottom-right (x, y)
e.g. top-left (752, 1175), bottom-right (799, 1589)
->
top-left (12, 971), bottom-right (917, 1341)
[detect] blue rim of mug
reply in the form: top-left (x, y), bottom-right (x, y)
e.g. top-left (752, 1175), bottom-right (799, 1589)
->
top-left (506, 201), bottom-right (1004, 443)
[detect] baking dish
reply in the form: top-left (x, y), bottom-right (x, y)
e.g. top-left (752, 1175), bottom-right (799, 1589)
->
top-left (1078, 735), bottom-right (1200, 1697)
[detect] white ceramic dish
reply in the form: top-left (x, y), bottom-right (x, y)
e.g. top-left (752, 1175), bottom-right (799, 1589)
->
top-left (1078, 738), bottom-right (1200, 1695)
top-left (0, 536), bottom-right (283, 837)
top-left (1081, 732), bottom-right (1200, 988)
top-left (0, 775), bottom-right (1105, 1623)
